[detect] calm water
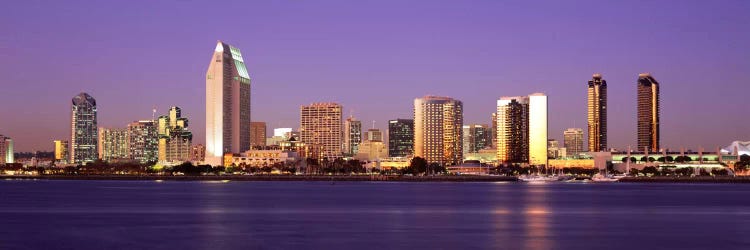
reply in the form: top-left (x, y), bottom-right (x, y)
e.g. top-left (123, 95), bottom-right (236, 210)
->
top-left (1, 180), bottom-right (749, 250)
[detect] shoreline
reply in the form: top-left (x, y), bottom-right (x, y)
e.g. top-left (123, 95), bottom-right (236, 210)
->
top-left (618, 176), bottom-right (750, 183)
top-left (1, 174), bottom-right (518, 182)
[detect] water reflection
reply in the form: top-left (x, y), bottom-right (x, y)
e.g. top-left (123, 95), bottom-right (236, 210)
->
top-left (523, 185), bottom-right (550, 250)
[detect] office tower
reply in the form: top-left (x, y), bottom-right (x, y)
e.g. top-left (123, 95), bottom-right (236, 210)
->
top-left (563, 128), bottom-right (584, 156)
top-left (414, 96), bottom-right (463, 165)
top-left (388, 119), bottom-right (414, 157)
top-left (70, 92), bottom-right (98, 164)
top-left (343, 116), bottom-right (362, 156)
top-left (206, 41), bottom-right (251, 165)
top-left (0, 134), bottom-right (13, 164)
top-left (191, 144), bottom-right (206, 162)
top-left (300, 103), bottom-right (343, 159)
top-left (496, 93), bottom-right (548, 165)
top-left (54, 140), bottom-right (69, 164)
top-left (462, 124), bottom-right (492, 155)
top-left (637, 73), bottom-right (660, 153)
top-left (365, 129), bottom-right (383, 142)
top-left (98, 128), bottom-right (129, 162)
top-left (250, 122), bottom-right (266, 147)
top-left (128, 120), bottom-right (158, 163)
top-left (547, 139), bottom-right (566, 159)
top-left (157, 107), bottom-right (193, 163)
top-left (588, 73), bottom-right (607, 152)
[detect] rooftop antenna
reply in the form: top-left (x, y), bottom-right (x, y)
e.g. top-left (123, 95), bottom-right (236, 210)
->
top-left (152, 106), bottom-right (157, 121)
top-left (372, 120), bottom-right (376, 129)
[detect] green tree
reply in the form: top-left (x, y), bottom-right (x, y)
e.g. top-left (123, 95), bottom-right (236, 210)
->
top-left (642, 166), bottom-right (659, 176)
top-left (409, 157), bottom-right (428, 175)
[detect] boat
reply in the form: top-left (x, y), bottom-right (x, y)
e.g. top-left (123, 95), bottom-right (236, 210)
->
top-left (519, 175), bottom-right (558, 183)
top-left (591, 173), bottom-right (618, 182)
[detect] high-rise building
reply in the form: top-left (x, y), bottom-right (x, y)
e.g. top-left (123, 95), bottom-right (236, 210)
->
top-left (563, 128), bottom-right (584, 156)
top-left (637, 73), bottom-right (660, 153)
top-left (157, 107), bottom-right (193, 164)
top-left (496, 93), bottom-right (548, 165)
top-left (491, 113), bottom-right (497, 149)
top-left (54, 140), bottom-right (69, 164)
top-left (128, 120), bottom-right (158, 163)
top-left (547, 139), bottom-right (566, 159)
top-left (587, 73), bottom-right (607, 152)
top-left (462, 124), bottom-right (492, 155)
top-left (414, 96), bottom-right (463, 165)
top-left (343, 116), bottom-right (362, 156)
top-left (70, 92), bottom-right (98, 164)
top-left (206, 41), bottom-right (251, 165)
top-left (98, 128), bottom-right (129, 162)
top-left (388, 119), bottom-right (414, 157)
top-left (300, 103), bottom-right (343, 159)
top-left (0, 134), bottom-right (13, 164)
top-left (365, 129), bottom-right (383, 142)
top-left (250, 122), bottom-right (266, 147)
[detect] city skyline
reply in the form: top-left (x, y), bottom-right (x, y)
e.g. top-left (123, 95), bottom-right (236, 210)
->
top-left (2, 1), bottom-right (749, 152)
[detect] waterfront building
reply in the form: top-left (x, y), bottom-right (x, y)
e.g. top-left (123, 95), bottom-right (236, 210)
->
top-left (226, 149), bottom-right (301, 168)
top-left (462, 124), bottom-right (492, 155)
top-left (496, 93), bottom-right (548, 165)
top-left (98, 128), bottom-right (129, 162)
top-left (588, 74), bottom-right (607, 152)
top-left (355, 140), bottom-right (386, 162)
top-left (388, 119), bottom-right (414, 157)
top-left (157, 107), bottom-right (193, 164)
top-left (563, 128), bottom-right (584, 156)
top-left (70, 92), bottom-right (98, 164)
top-left (191, 144), bottom-right (205, 162)
top-left (54, 140), bottom-right (69, 164)
top-left (250, 122), bottom-right (266, 147)
top-left (637, 73), bottom-right (660, 153)
top-left (0, 134), bottom-right (13, 164)
top-left (300, 103), bottom-right (343, 159)
top-left (128, 120), bottom-right (158, 163)
top-left (365, 128), bottom-right (383, 142)
top-left (414, 96), bottom-right (463, 165)
top-left (343, 116), bottom-right (362, 156)
top-left (206, 41), bottom-right (251, 165)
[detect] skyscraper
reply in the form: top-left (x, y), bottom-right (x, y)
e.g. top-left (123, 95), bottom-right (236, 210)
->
top-left (637, 73), bottom-right (660, 153)
top-left (388, 119), bottom-right (414, 157)
top-left (70, 92), bottom-right (98, 164)
top-left (300, 103), bottom-right (343, 159)
top-left (157, 107), bottom-right (193, 164)
top-left (496, 93), bottom-right (548, 165)
top-left (587, 73), bottom-right (607, 152)
top-left (98, 128), bottom-right (129, 162)
top-left (563, 128), bottom-right (584, 156)
top-left (250, 122), bottom-right (266, 147)
top-left (462, 124), bottom-right (492, 155)
top-left (414, 96), bottom-right (463, 165)
top-left (343, 116), bottom-right (362, 156)
top-left (206, 41), bottom-right (251, 165)
top-left (0, 134), bottom-right (13, 164)
top-left (128, 120), bottom-right (158, 163)
top-left (54, 140), bottom-right (69, 164)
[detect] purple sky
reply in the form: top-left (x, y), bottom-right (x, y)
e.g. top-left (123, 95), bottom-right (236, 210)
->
top-left (1, 0), bottom-right (749, 152)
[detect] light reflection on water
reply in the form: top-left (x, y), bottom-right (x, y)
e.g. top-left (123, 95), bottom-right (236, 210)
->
top-left (0, 181), bottom-right (749, 249)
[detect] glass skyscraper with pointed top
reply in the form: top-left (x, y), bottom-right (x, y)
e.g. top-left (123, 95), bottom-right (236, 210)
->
top-left (206, 41), bottom-right (251, 165)
top-left (637, 73), bottom-right (660, 153)
top-left (587, 73), bottom-right (607, 152)
top-left (70, 92), bottom-right (98, 164)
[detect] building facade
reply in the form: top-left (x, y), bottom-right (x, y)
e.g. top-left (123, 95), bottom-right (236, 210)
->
top-left (496, 93), bottom-right (548, 165)
top-left (206, 41), bottom-right (251, 165)
top-left (54, 140), bottom-right (69, 164)
top-left (343, 116), bottom-right (362, 156)
top-left (250, 122), bottom-right (266, 148)
top-left (191, 144), bottom-right (206, 162)
top-left (355, 140), bottom-right (387, 162)
top-left (70, 92), bottom-right (98, 164)
top-left (98, 128), bottom-right (129, 162)
top-left (157, 107), bottom-right (193, 164)
top-left (128, 120), bottom-right (158, 163)
top-left (637, 73), bottom-right (660, 153)
top-left (414, 96), bottom-right (463, 165)
top-left (300, 103), bottom-right (343, 159)
top-left (462, 124), bottom-right (492, 155)
top-left (587, 73), bottom-right (607, 152)
top-left (563, 128), bottom-right (584, 156)
top-left (388, 119), bottom-right (414, 157)
top-left (365, 128), bottom-right (383, 142)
